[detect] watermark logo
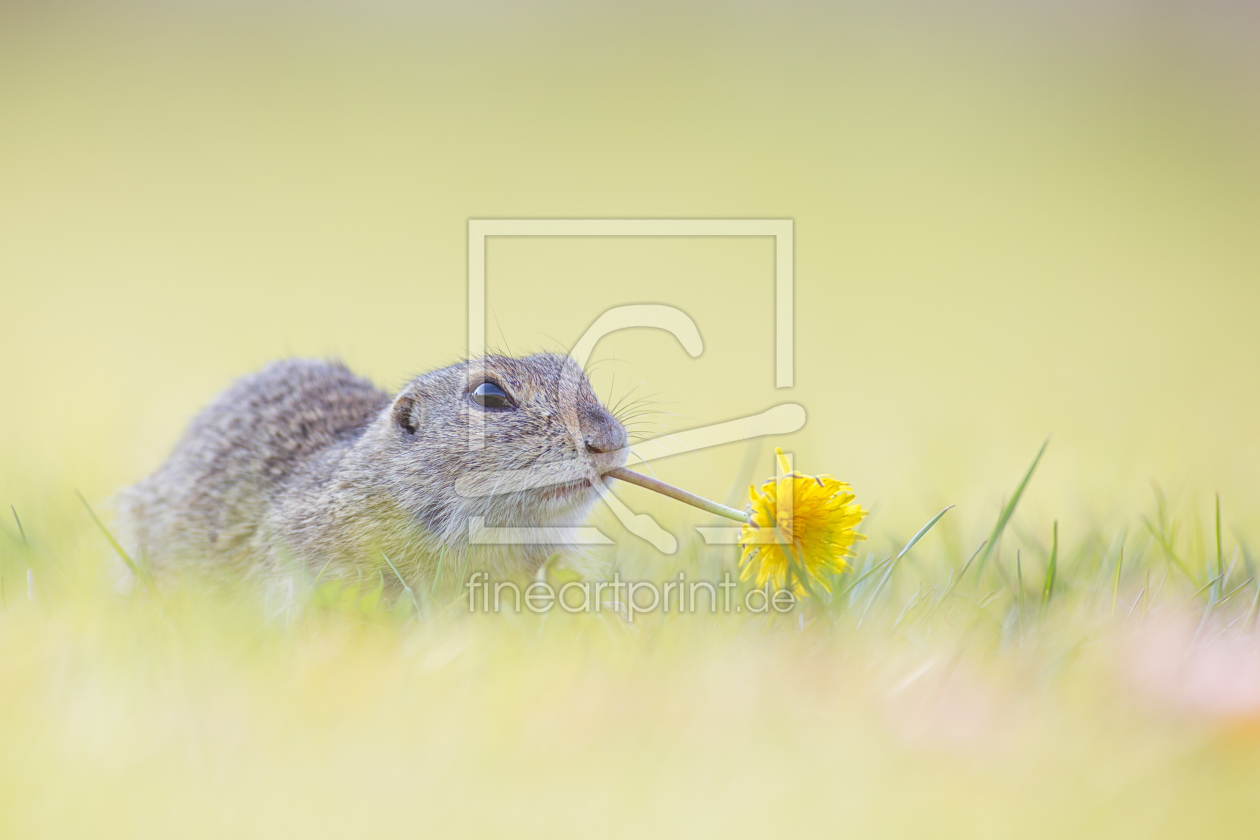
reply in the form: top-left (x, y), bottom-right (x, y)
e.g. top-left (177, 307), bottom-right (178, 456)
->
top-left (461, 219), bottom-right (803, 552)
top-left (465, 572), bottom-right (798, 619)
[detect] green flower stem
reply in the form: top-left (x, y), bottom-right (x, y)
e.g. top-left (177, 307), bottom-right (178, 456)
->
top-left (606, 467), bottom-right (748, 523)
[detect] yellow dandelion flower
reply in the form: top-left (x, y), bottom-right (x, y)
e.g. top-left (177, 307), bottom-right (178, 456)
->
top-left (738, 448), bottom-right (868, 597)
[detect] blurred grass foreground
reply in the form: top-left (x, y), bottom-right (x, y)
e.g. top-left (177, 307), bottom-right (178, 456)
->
top-left (3, 1), bottom-right (1260, 837)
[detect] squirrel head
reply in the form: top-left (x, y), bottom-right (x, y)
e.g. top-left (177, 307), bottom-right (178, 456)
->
top-left (370, 353), bottom-right (628, 547)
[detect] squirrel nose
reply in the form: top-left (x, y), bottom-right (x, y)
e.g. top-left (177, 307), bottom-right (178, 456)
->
top-left (583, 414), bottom-right (628, 455)
top-left (584, 432), bottom-right (622, 455)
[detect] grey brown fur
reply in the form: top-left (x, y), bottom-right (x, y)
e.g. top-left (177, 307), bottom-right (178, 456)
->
top-left (116, 354), bottom-right (627, 590)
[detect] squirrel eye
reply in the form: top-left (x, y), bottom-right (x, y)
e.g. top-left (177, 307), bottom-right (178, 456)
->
top-left (470, 381), bottom-right (513, 410)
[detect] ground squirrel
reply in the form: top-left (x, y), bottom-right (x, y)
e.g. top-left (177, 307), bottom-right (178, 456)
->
top-left (116, 354), bottom-right (628, 591)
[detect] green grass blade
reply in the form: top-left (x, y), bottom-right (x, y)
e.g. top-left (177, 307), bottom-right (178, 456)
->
top-left (1041, 520), bottom-right (1058, 608)
top-left (1124, 576), bottom-right (1148, 626)
top-left (858, 505), bottom-right (953, 625)
top-left (311, 557), bottom-right (335, 588)
top-left (1141, 515), bottom-right (1194, 583)
top-left (782, 541), bottom-right (820, 602)
top-left (1246, 580), bottom-right (1260, 631)
top-left (969, 437), bottom-right (1049, 582)
top-left (892, 587), bottom-right (925, 629)
top-left (1217, 576), bottom-right (1253, 607)
top-left (1212, 493), bottom-right (1224, 603)
top-left (77, 491), bottom-right (159, 597)
top-left (1184, 572), bottom-right (1225, 606)
top-left (431, 546), bottom-right (447, 600)
top-left (11, 505), bottom-right (27, 545)
top-left (836, 555), bottom-right (893, 602)
top-left (1111, 547), bottom-right (1123, 616)
top-left (898, 506), bottom-right (955, 562)
top-left (925, 541), bottom-right (986, 620)
top-left (1016, 549), bottom-right (1025, 629)
top-left (380, 551), bottom-right (422, 618)
top-left (955, 540), bottom-right (988, 584)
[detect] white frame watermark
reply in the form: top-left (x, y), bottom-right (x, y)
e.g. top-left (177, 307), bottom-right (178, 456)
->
top-left (463, 219), bottom-right (801, 552)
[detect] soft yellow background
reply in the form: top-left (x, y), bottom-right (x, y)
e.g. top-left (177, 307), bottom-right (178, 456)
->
top-left (3, 6), bottom-right (1260, 839)
top-left (2, 1), bottom-right (1258, 554)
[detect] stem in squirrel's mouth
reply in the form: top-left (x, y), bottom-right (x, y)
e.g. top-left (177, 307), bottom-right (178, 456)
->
top-left (605, 467), bottom-right (748, 523)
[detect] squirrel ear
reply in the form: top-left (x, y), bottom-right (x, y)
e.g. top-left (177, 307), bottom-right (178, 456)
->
top-left (391, 394), bottom-right (421, 435)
